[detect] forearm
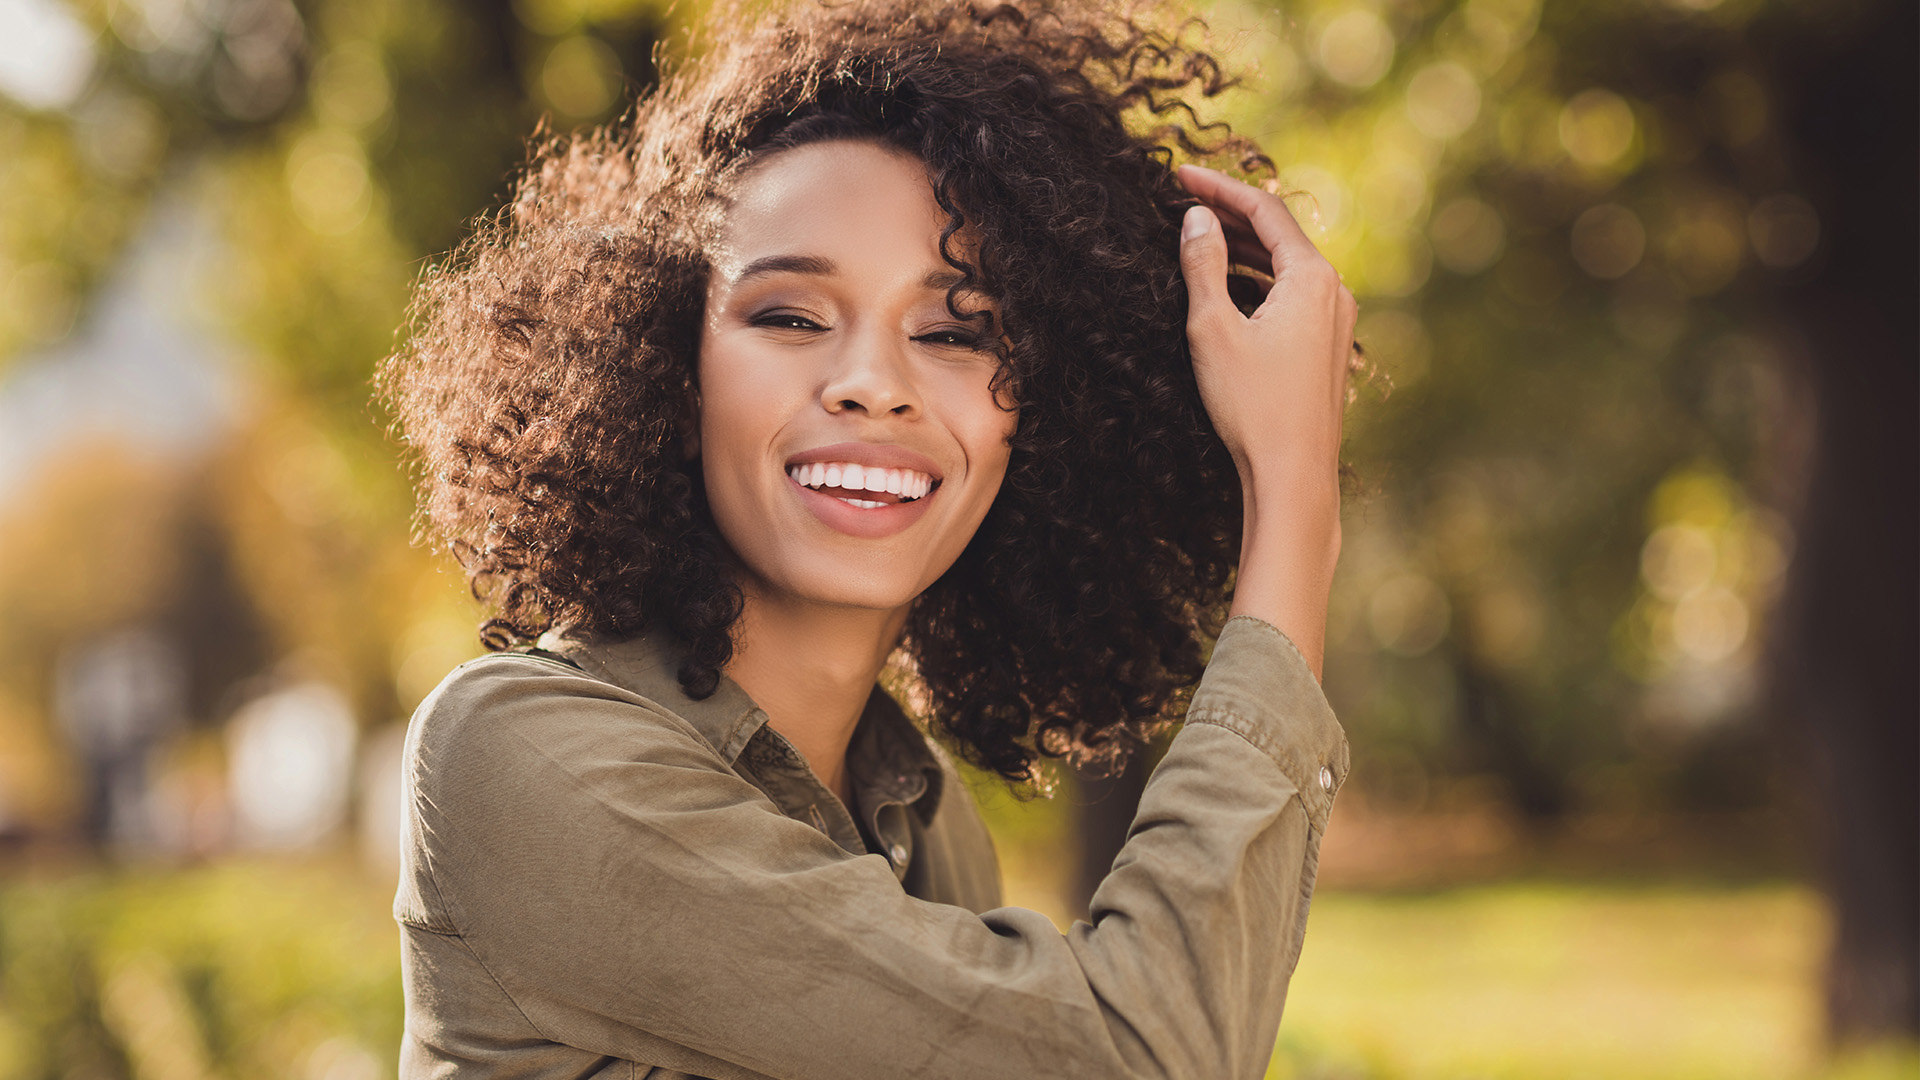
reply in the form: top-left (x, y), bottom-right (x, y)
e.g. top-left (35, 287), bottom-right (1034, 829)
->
top-left (1227, 461), bottom-right (1341, 680)
top-left (1174, 164), bottom-right (1354, 681)
top-left (1068, 615), bottom-right (1348, 1078)
top-left (408, 628), bottom-right (1347, 1080)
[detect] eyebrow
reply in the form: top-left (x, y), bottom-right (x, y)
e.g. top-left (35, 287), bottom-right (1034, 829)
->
top-left (923, 268), bottom-right (968, 291)
top-left (731, 253), bottom-right (974, 293)
top-left (733, 254), bottom-right (835, 284)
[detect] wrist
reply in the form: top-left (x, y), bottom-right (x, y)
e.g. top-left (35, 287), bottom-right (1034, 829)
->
top-left (1238, 463), bottom-right (1341, 555)
top-left (1230, 469), bottom-right (1341, 681)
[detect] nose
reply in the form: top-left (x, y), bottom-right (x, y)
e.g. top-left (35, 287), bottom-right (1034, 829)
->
top-left (820, 326), bottom-right (921, 418)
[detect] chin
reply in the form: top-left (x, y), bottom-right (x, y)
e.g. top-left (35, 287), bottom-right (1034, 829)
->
top-left (748, 554), bottom-right (930, 615)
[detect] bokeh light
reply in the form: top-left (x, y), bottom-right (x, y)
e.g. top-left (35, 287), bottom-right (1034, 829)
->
top-left (0, 0), bottom-right (1909, 1074)
top-left (1315, 9), bottom-right (1396, 89)
top-left (1571, 203), bottom-right (1648, 280)
top-left (540, 35), bottom-right (624, 118)
top-left (1428, 196), bottom-right (1505, 274)
top-left (1559, 88), bottom-right (1638, 169)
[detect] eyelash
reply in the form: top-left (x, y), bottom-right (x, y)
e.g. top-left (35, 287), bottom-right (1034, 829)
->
top-left (753, 312), bottom-right (823, 332)
top-left (918, 329), bottom-right (984, 349)
top-left (750, 312), bottom-right (984, 350)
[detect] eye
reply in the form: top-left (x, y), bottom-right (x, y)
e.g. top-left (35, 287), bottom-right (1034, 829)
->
top-left (914, 327), bottom-right (986, 349)
top-left (752, 311), bottom-right (826, 331)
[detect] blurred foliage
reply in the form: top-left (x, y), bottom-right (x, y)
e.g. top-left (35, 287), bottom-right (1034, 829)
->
top-left (0, 0), bottom-right (1903, 1070)
top-left (1272, 882), bottom-right (1920, 1080)
top-left (0, 0), bottom-right (678, 834)
top-left (1190, 0), bottom-right (1830, 822)
top-left (0, 0), bottom-right (1842, 832)
top-left (0, 859), bottom-right (400, 1080)
top-left (4, 859), bottom-right (1912, 1080)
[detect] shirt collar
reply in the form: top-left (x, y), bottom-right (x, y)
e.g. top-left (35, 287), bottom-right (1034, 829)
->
top-left (535, 628), bottom-right (946, 822)
top-left (847, 682), bottom-right (946, 826)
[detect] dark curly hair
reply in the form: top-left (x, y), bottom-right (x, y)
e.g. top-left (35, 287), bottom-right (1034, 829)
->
top-left (379, 0), bottom-right (1283, 783)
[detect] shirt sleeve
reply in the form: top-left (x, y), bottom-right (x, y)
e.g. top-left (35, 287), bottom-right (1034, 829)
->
top-left (402, 614), bottom-right (1349, 1080)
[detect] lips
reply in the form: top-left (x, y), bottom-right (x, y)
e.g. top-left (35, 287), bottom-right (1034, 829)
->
top-left (786, 461), bottom-right (934, 505)
top-left (784, 442), bottom-right (944, 537)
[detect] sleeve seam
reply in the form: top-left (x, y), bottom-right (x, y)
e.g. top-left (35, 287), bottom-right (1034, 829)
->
top-left (396, 912), bottom-right (458, 935)
top-left (1183, 707), bottom-right (1289, 775)
top-left (1185, 707), bottom-right (1336, 829)
top-left (450, 929), bottom-right (559, 1044)
top-left (1183, 708), bottom-right (1272, 757)
top-left (1218, 614), bottom-right (1321, 688)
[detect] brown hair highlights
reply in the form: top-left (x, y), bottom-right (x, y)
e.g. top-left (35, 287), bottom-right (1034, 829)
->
top-left (381, 0), bottom-right (1273, 781)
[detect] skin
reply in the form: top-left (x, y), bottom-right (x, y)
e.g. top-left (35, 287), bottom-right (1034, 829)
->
top-left (698, 141), bottom-right (1016, 806)
top-left (696, 140), bottom-right (1353, 811)
top-left (1175, 163), bottom-right (1355, 675)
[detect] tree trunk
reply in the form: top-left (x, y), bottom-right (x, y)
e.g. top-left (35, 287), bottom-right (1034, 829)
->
top-left (1070, 751), bottom-right (1153, 921)
top-left (1762, 0), bottom-right (1919, 1047)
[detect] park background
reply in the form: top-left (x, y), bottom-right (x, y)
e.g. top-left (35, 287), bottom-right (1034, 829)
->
top-left (0, 0), bottom-right (1912, 1076)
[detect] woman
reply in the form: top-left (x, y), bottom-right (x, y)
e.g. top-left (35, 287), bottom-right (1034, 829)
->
top-left (380, 0), bottom-right (1356, 1075)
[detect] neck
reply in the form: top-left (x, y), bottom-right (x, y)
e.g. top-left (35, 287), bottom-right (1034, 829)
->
top-left (724, 585), bottom-right (909, 809)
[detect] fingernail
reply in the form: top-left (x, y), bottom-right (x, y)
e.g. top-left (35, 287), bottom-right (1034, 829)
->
top-left (1182, 205), bottom-right (1211, 241)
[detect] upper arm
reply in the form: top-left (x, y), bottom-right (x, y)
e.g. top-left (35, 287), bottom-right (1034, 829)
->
top-left (404, 658), bottom-right (1091, 1078)
top-left (400, 630), bottom-right (1342, 1080)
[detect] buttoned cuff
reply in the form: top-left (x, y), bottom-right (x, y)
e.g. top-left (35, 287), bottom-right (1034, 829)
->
top-left (1183, 615), bottom-right (1350, 831)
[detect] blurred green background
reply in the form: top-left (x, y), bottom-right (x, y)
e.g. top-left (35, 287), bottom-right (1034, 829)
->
top-left (0, 0), bottom-right (1912, 1076)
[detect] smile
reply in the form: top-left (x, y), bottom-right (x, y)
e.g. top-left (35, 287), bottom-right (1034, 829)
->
top-left (786, 462), bottom-right (937, 508)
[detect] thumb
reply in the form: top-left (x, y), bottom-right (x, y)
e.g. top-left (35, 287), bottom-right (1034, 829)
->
top-left (1179, 205), bottom-right (1232, 334)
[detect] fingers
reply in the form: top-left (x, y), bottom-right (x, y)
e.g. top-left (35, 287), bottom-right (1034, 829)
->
top-left (1223, 230), bottom-right (1274, 275)
top-left (1190, 197), bottom-right (1270, 271)
top-left (1178, 205), bottom-right (1234, 338)
top-left (1177, 163), bottom-right (1320, 276)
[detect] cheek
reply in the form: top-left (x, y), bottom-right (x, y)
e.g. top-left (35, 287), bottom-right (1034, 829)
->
top-left (694, 338), bottom-right (785, 517)
top-left (697, 336), bottom-right (780, 456)
top-left (944, 369), bottom-right (1019, 502)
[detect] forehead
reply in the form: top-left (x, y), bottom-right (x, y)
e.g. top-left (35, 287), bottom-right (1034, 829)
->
top-left (708, 140), bottom-right (952, 283)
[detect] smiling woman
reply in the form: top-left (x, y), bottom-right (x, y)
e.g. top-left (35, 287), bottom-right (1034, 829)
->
top-left (696, 142), bottom-right (1023, 804)
top-left (696, 143), bottom-right (1014, 595)
top-left (377, 0), bottom-right (1356, 1076)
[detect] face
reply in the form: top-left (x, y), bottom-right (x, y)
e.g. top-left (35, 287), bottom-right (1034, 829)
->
top-left (696, 139), bottom-right (1017, 619)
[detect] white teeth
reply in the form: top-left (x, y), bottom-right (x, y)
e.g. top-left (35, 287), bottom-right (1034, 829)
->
top-left (842, 498), bottom-right (884, 509)
top-left (788, 460), bottom-right (937, 501)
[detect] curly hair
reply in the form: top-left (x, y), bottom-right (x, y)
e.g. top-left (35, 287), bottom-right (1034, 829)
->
top-left (379, 0), bottom-right (1282, 783)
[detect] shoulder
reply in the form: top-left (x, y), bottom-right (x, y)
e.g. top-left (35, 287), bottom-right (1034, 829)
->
top-left (396, 653), bottom-right (785, 939)
top-left (404, 652), bottom-right (729, 801)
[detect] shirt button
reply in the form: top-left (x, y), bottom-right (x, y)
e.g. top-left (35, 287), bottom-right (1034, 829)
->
top-left (1318, 766), bottom-right (1335, 793)
top-left (888, 842), bottom-right (908, 865)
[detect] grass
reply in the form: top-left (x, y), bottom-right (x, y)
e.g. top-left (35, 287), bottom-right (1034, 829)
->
top-left (0, 856), bottom-right (401, 1080)
top-left (0, 857), bottom-right (1910, 1079)
top-left (1269, 882), bottom-right (1841, 1080)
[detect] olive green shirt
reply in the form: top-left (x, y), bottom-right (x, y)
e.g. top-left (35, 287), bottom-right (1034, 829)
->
top-left (396, 615), bottom-right (1349, 1079)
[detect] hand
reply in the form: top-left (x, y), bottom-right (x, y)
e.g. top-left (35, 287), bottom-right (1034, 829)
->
top-left (1176, 163), bottom-right (1356, 678)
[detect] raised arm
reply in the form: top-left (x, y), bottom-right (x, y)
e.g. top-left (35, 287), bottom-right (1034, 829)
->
top-left (1176, 163), bottom-right (1356, 679)
top-left (399, 627), bottom-right (1346, 1080)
